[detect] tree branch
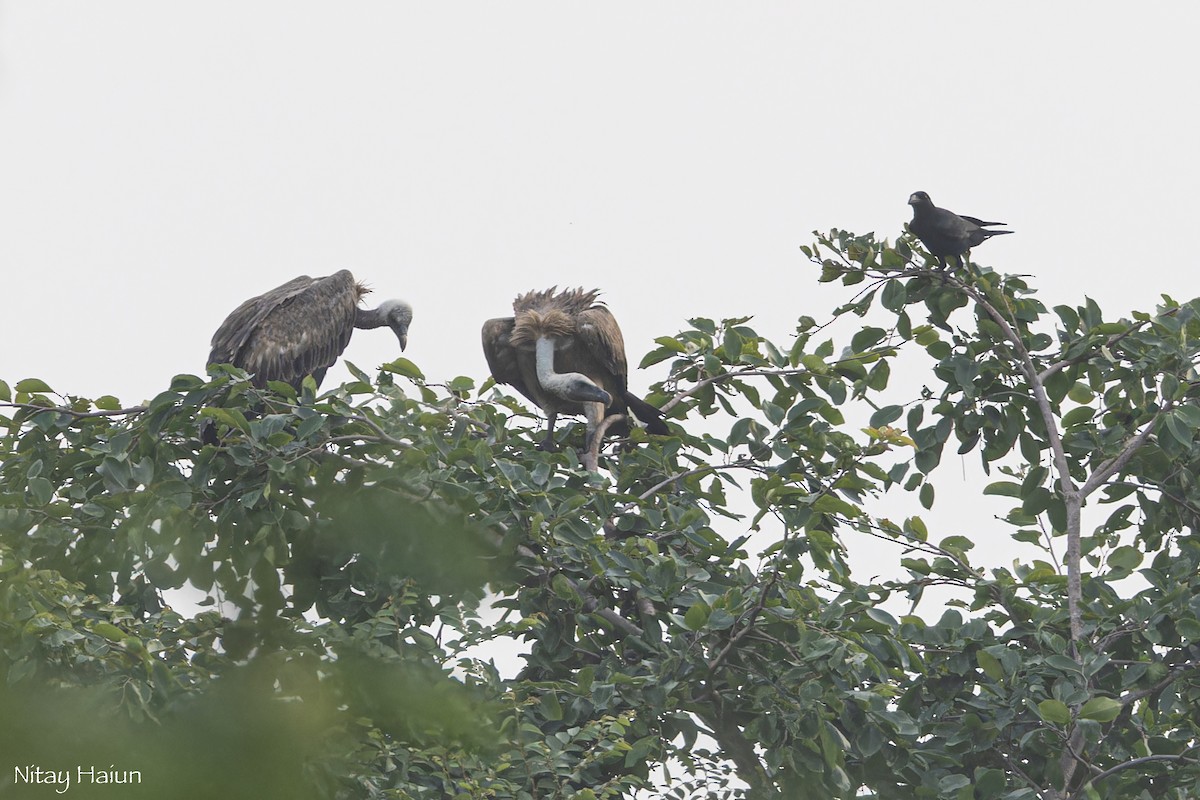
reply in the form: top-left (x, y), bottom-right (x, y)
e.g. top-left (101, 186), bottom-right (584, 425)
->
top-left (950, 274), bottom-right (1085, 649)
top-left (1079, 415), bottom-right (1163, 498)
top-left (1069, 750), bottom-right (1200, 799)
top-left (1036, 320), bottom-right (1149, 383)
top-left (480, 524), bottom-right (651, 647)
top-left (634, 461), bottom-right (763, 502)
top-left (691, 705), bottom-right (780, 799)
top-left (1119, 660), bottom-right (1200, 707)
top-left (660, 346), bottom-right (898, 415)
top-left (1, 401), bottom-right (148, 419)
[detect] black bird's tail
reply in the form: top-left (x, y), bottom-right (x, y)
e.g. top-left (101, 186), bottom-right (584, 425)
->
top-left (959, 215), bottom-right (1008, 228)
top-left (981, 229), bottom-right (1015, 240)
top-left (623, 392), bottom-right (671, 436)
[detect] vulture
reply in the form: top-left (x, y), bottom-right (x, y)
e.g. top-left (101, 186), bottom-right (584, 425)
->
top-left (481, 287), bottom-right (669, 454)
top-left (207, 269), bottom-right (412, 390)
top-left (907, 191), bottom-right (1013, 269)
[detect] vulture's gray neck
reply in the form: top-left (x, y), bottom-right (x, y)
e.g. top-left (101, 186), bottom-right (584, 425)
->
top-left (355, 305), bottom-right (389, 329)
top-left (355, 300), bottom-right (411, 329)
top-left (535, 336), bottom-right (611, 405)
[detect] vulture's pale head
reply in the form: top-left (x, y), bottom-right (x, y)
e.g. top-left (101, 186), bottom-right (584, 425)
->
top-left (379, 299), bottom-right (413, 350)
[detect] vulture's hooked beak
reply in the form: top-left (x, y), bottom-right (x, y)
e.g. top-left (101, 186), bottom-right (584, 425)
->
top-left (563, 378), bottom-right (612, 406)
top-left (389, 316), bottom-right (410, 351)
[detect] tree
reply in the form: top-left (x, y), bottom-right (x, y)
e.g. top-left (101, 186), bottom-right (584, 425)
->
top-left (2, 231), bottom-right (1199, 799)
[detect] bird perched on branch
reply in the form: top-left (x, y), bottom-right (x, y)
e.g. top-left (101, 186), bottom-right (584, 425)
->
top-left (208, 270), bottom-right (412, 390)
top-left (481, 287), bottom-right (669, 459)
top-left (907, 191), bottom-right (1012, 269)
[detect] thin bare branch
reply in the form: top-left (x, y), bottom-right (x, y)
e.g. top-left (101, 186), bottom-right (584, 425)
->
top-left (660, 345), bottom-right (899, 415)
top-left (1, 401), bottom-right (148, 419)
top-left (635, 461), bottom-right (762, 502)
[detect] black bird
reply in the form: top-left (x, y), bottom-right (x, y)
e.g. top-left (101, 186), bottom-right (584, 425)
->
top-left (907, 191), bottom-right (1012, 269)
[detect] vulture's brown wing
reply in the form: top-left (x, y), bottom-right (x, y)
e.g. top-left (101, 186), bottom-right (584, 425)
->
top-left (576, 305), bottom-right (629, 391)
top-left (481, 316), bottom-right (540, 404)
top-left (209, 275), bottom-right (315, 366)
top-left (209, 271), bottom-right (359, 387)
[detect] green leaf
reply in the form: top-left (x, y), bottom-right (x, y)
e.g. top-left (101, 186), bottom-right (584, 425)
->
top-left (683, 602), bottom-right (710, 631)
top-left (1164, 410), bottom-right (1194, 447)
top-left (198, 407), bottom-right (251, 434)
top-left (1066, 383), bottom-right (1094, 404)
top-left (869, 405), bottom-right (903, 427)
top-left (1176, 618), bottom-right (1200, 643)
top-left (539, 691), bottom-right (563, 721)
top-left (1037, 699), bottom-right (1071, 725)
top-left (706, 609), bottom-right (736, 631)
top-left (850, 327), bottom-right (886, 353)
top-left (1091, 322), bottom-right (1128, 335)
top-left (918, 482), bottom-right (934, 510)
top-left (638, 347), bottom-right (677, 368)
top-left (381, 357), bottom-right (425, 380)
top-left (1061, 406), bottom-right (1095, 428)
top-left (864, 608), bottom-right (898, 630)
top-left (1079, 696), bottom-right (1121, 723)
top-left (0, 379), bottom-right (10, 402)
top-left (1054, 304), bottom-right (1080, 332)
top-left (905, 516), bottom-right (928, 542)
top-left (976, 650), bottom-right (1004, 681)
top-left (983, 481), bottom-right (1022, 497)
top-left (295, 414), bottom-right (326, 441)
top-left (15, 378), bottom-right (53, 394)
top-left (1175, 404), bottom-right (1200, 429)
top-left (722, 327), bottom-right (745, 359)
top-left (94, 395), bottom-right (122, 411)
top-left (973, 768), bottom-right (1007, 799)
top-left (1045, 654), bottom-right (1082, 673)
top-left (26, 477), bottom-right (54, 505)
top-left (939, 535), bottom-right (974, 553)
top-left (550, 574), bottom-right (583, 608)
top-left (1107, 546), bottom-right (1142, 572)
top-left (880, 279), bottom-right (907, 312)
top-left (92, 622), bottom-right (126, 643)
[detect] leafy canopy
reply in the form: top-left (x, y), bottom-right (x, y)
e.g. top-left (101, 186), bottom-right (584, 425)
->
top-left (2, 232), bottom-right (1200, 799)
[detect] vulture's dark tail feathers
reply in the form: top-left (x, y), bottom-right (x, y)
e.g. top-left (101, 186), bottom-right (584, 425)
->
top-left (624, 393), bottom-right (671, 436)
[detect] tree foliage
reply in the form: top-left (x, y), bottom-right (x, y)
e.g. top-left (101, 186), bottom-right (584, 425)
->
top-left (3, 233), bottom-right (1200, 799)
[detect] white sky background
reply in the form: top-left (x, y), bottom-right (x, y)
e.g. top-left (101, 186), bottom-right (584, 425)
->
top-left (2, 5), bottom-right (1199, 645)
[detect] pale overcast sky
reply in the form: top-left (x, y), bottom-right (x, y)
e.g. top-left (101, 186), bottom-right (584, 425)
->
top-left (2, 4), bottom-right (1197, 611)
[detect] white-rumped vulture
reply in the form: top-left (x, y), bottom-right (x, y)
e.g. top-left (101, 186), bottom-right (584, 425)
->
top-left (208, 269), bottom-right (412, 389)
top-left (482, 287), bottom-right (669, 452)
top-left (907, 191), bottom-right (1012, 269)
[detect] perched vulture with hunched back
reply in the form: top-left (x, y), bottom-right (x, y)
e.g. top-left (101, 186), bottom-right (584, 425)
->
top-left (208, 269), bottom-right (412, 390)
top-left (907, 191), bottom-right (1013, 269)
top-left (481, 287), bottom-right (669, 454)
